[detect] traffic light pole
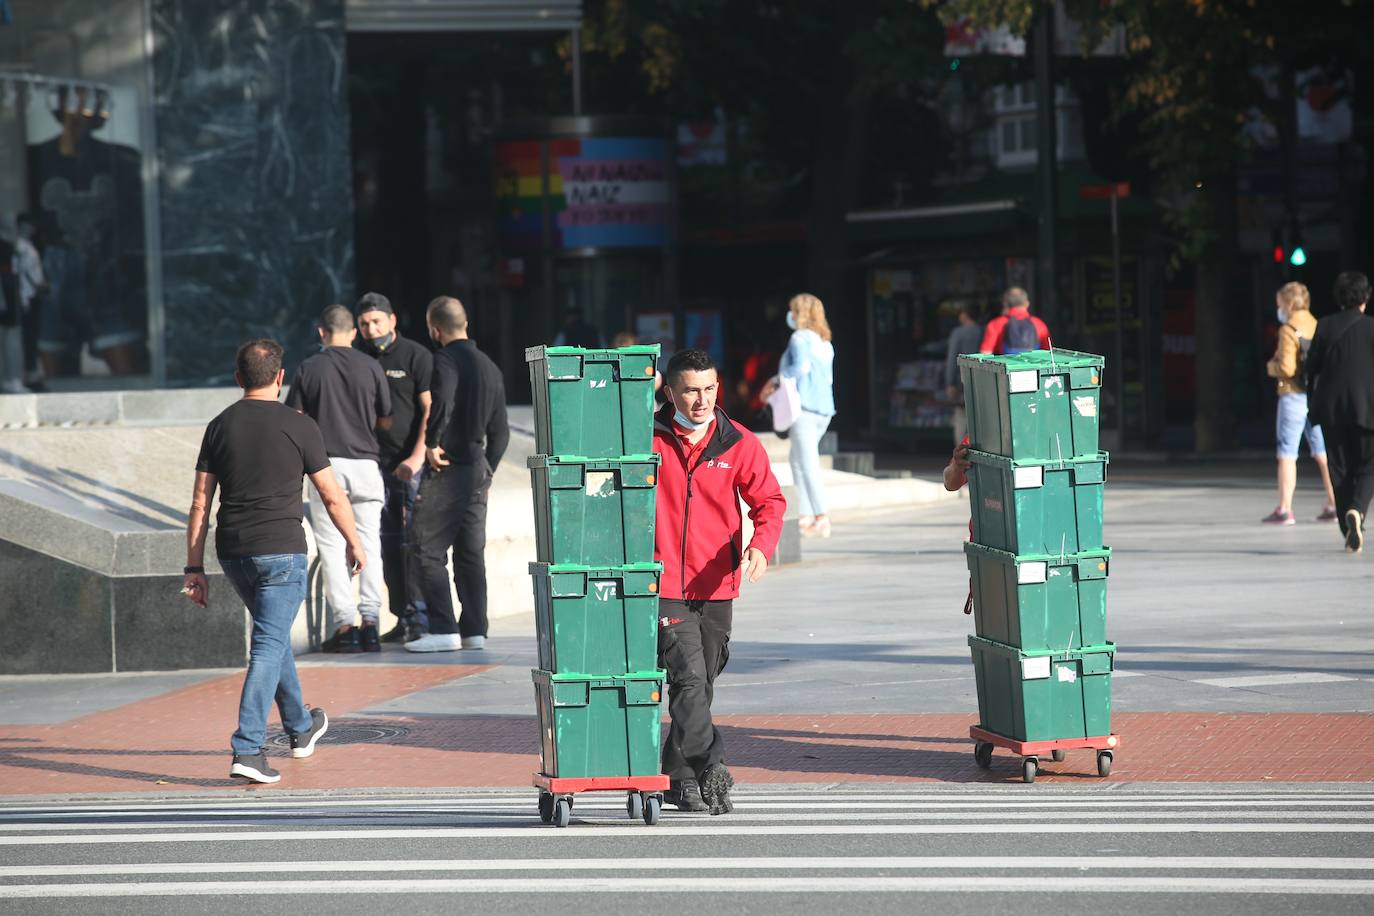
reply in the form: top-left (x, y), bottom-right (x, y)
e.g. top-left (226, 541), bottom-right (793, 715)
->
top-left (1033, 2), bottom-right (1059, 324)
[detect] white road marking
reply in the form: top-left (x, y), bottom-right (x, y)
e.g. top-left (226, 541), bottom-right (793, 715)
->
top-left (3, 856), bottom-right (1372, 878)
top-left (3, 877), bottom-right (1374, 897)
top-left (1193, 673), bottom-right (1359, 688)
top-left (3, 823), bottom-right (1372, 845)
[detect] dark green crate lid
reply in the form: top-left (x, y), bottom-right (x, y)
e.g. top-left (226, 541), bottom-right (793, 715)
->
top-left (968, 634), bottom-right (1116, 663)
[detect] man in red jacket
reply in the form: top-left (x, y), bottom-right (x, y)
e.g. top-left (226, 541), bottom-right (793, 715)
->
top-left (653, 348), bottom-right (786, 815)
top-left (979, 286), bottom-right (1051, 355)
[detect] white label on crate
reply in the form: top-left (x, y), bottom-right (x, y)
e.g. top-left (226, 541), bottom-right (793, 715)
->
top-left (1074, 395), bottom-right (1097, 418)
top-left (1022, 657), bottom-right (1051, 680)
top-left (1057, 664), bottom-right (1078, 683)
top-left (592, 581), bottom-right (617, 601)
top-left (1008, 370), bottom-right (1038, 393)
top-left (1013, 466), bottom-right (1043, 489)
top-left (585, 471), bottom-right (615, 497)
top-left (1018, 561), bottom-right (1048, 585)
top-left (1042, 375), bottom-right (1065, 394)
top-left (588, 379), bottom-right (607, 388)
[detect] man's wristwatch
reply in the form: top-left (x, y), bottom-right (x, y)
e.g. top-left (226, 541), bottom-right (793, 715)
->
top-left (183, 565), bottom-right (204, 575)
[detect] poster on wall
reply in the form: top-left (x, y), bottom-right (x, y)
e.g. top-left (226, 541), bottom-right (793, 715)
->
top-left (25, 84), bottom-right (148, 378)
top-left (495, 136), bottom-right (673, 252)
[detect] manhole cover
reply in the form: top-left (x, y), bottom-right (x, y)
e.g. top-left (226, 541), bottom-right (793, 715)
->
top-left (269, 724), bottom-right (410, 748)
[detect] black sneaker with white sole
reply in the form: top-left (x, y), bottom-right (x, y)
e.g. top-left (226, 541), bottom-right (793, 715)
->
top-left (230, 752), bottom-right (281, 784)
top-left (700, 762), bottom-right (734, 816)
top-left (1346, 509), bottom-right (1364, 554)
top-left (290, 707), bottom-right (329, 759)
top-left (664, 778), bottom-right (707, 811)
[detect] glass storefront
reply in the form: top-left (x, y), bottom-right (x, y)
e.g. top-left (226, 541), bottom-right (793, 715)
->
top-left (0, 0), bottom-right (159, 385)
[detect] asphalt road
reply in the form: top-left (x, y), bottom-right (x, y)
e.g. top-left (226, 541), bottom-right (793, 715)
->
top-left (1, 785), bottom-right (1372, 914)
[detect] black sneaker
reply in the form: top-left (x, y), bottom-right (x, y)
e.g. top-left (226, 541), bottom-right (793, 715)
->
top-left (1346, 509), bottom-right (1364, 554)
top-left (290, 707), bottom-right (329, 758)
top-left (230, 752), bottom-right (280, 784)
top-left (321, 626), bottom-right (360, 653)
top-left (380, 621), bottom-right (408, 643)
top-left (700, 763), bottom-right (734, 816)
top-left (404, 621), bottom-right (429, 643)
top-left (664, 778), bottom-right (707, 811)
top-left (359, 623), bottom-right (381, 652)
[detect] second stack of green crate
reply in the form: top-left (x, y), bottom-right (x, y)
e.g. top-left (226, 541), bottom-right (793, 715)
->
top-left (958, 348), bottom-right (1115, 742)
top-left (525, 344), bottom-right (665, 778)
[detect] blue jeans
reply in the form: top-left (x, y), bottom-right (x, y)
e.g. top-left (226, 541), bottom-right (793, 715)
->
top-left (788, 410), bottom-right (832, 517)
top-left (220, 553), bottom-right (313, 755)
top-left (1276, 393), bottom-right (1326, 459)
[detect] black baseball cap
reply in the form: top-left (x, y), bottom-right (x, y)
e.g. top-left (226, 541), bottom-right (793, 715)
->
top-left (354, 292), bottom-right (393, 317)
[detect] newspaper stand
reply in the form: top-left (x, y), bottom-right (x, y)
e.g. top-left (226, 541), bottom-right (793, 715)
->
top-left (533, 773), bottom-right (671, 827)
top-left (970, 726), bottom-right (1120, 784)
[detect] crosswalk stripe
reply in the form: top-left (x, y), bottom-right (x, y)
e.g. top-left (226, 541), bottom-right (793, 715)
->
top-left (1193, 672), bottom-right (1359, 688)
top-left (2, 809), bottom-right (1370, 830)
top-left (3, 823), bottom-right (1372, 845)
top-left (3, 856), bottom-right (1372, 878)
top-left (3, 877), bottom-right (1373, 896)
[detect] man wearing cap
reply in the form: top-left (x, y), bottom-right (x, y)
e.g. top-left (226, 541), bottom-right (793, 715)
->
top-left (355, 293), bottom-right (434, 643)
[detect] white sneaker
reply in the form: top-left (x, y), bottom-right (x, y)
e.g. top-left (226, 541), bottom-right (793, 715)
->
top-left (403, 632), bottom-right (462, 653)
top-left (460, 635), bottom-right (486, 650)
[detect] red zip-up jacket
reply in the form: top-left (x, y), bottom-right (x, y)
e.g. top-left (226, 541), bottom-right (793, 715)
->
top-left (653, 403), bottom-right (786, 601)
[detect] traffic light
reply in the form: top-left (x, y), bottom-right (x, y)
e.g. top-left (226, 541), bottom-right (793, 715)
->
top-left (1289, 243), bottom-right (1307, 267)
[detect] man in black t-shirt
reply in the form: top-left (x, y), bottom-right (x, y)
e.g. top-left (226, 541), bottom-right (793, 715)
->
top-left (354, 292), bottom-right (434, 644)
top-left (184, 339), bottom-right (365, 785)
top-left (286, 305), bottom-right (392, 652)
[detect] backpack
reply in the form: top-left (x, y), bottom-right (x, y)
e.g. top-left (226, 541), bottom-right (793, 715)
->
top-left (1002, 315), bottom-right (1038, 355)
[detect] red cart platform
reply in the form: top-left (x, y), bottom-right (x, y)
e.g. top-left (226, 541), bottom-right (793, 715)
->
top-left (532, 773), bottom-right (671, 827)
top-left (970, 726), bottom-right (1120, 783)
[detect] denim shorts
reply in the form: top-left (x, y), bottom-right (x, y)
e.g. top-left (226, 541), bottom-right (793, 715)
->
top-left (1276, 393), bottom-right (1326, 459)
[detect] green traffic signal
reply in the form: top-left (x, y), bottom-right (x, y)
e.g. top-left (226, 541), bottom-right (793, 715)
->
top-left (1289, 245), bottom-right (1307, 267)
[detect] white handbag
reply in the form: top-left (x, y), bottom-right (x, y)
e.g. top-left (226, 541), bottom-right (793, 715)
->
top-left (767, 376), bottom-right (802, 433)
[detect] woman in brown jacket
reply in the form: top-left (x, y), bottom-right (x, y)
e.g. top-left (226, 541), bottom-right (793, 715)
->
top-left (1263, 281), bottom-right (1337, 525)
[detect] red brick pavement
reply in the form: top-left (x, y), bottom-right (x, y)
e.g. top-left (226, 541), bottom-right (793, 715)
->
top-left (2, 666), bottom-right (1371, 795)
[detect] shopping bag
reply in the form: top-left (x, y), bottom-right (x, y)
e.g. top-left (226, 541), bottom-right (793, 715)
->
top-left (767, 376), bottom-right (801, 433)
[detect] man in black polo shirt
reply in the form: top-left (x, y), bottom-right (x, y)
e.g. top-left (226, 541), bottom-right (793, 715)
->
top-left (405, 296), bottom-right (509, 653)
top-left (354, 292), bottom-right (434, 643)
top-left (184, 339), bottom-right (364, 784)
top-left (286, 304), bottom-right (392, 652)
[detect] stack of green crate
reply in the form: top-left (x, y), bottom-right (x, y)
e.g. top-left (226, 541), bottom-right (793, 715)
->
top-left (957, 349), bottom-right (1115, 742)
top-left (525, 344), bottom-right (665, 778)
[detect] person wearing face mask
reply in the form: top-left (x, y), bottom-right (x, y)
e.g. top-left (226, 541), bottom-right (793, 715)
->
top-left (653, 349), bottom-right (785, 814)
top-left (761, 293), bottom-right (836, 537)
top-left (354, 293), bottom-right (435, 644)
top-left (404, 296), bottom-right (509, 653)
top-left (1263, 281), bottom-right (1337, 526)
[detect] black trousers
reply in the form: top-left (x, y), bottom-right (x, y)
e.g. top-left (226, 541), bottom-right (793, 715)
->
top-left (658, 598), bottom-right (732, 783)
top-left (380, 472), bottom-right (425, 622)
top-left (412, 463), bottom-right (490, 637)
top-left (1326, 424), bottom-right (1374, 533)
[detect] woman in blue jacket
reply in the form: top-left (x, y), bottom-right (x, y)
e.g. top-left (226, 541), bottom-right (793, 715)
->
top-left (765, 293), bottom-right (836, 537)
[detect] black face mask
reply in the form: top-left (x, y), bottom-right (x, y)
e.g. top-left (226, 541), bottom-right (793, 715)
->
top-left (359, 332), bottom-right (395, 354)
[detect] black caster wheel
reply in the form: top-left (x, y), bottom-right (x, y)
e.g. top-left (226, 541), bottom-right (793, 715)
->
top-left (1097, 750), bottom-right (1113, 777)
top-left (627, 791), bottom-right (644, 821)
top-left (538, 791), bottom-right (554, 824)
top-left (1022, 756), bottom-right (1038, 784)
top-left (553, 797), bottom-right (572, 828)
top-left (644, 793), bottom-right (662, 825)
top-left (973, 742), bottom-right (993, 769)
top-left (1051, 749), bottom-right (1066, 763)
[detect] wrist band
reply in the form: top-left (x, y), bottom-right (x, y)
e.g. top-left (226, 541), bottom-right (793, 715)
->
top-left (183, 566), bottom-right (204, 575)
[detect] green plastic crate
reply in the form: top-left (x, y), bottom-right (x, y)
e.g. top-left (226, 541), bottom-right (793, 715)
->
top-left (958, 349), bottom-right (1103, 461)
top-left (967, 449), bottom-right (1107, 555)
top-left (965, 542), bottom-right (1110, 651)
top-left (532, 670), bottom-right (665, 778)
top-left (525, 345), bottom-right (661, 459)
top-left (530, 562), bottom-right (662, 676)
top-left (528, 455), bottom-right (659, 565)
top-left (968, 636), bottom-right (1115, 742)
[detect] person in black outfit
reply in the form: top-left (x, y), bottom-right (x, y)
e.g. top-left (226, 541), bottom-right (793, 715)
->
top-left (183, 339), bottom-right (362, 784)
top-left (1307, 271), bottom-right (1374, 553)
top-left (286, 304), bottom-right (392, 651)
top-left (405, 296), bottom-right (509, 653)
top-left (354, 292), bottom-right (434, 644)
